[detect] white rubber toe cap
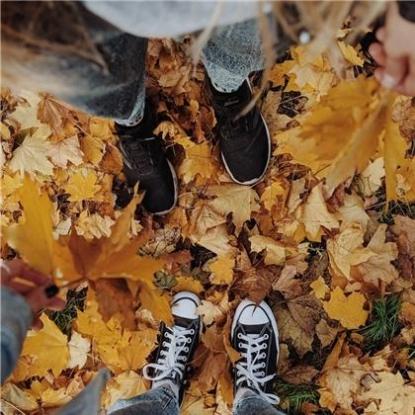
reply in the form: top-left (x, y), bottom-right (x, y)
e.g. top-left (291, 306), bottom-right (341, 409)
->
top-left (172, 291), bottom-right (201, 320)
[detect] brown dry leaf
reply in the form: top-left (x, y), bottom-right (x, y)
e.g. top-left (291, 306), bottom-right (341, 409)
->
top-left (316, 319), bottom-right (338, 348)
top-left (337, 41), bottom-right (364, 66)
top-left (357, 371), bottom-right (415, 415)
top-left (354, 224), bottom-right (399, 289)
top-left (249, 235), bottom-right (286, 266)
top-left (95, 279), bottom-right (136, 330)
top-left (272, 264), bottom-right (303, 300)
top-left (100, 143), bottom-right (123, 174)
top-left (276, 306), bottom-right (314, 358)
top-left (319, 354), bottom-right (370, 412)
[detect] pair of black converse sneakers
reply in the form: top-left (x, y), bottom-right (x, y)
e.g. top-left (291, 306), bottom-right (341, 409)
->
top-left (116, 80), bottom-right (271, 215)
top-left (142, 292), bottom-right (280, 407)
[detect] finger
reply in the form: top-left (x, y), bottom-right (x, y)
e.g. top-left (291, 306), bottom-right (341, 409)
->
top-left (7, 280), bottom-right (34, 294)
top-left (1, 259), bottom-right (24, 282)
top-left (396, 60), bottom-right (415, 96)
top-left (376, 27), bottom-right (386, 42)
top-left (26, 285), bottom-right (55, 315)
top-left (32, 317), bottom-right (43, 331)
top-left (380, 56), bottom-right (408, 89)
top-left (369, 43), bottom-right (387, 66)
top-left (46, 296), bottom-right (66, 311)
top-left (1, 259), bottom-right (50, 285)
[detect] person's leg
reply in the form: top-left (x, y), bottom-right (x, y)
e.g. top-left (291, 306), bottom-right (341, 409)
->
top-left (230, 299), bottom-right (287, 415)
top-left (3, 3), bottom-right (177, 214)
top-left (234, 390), bottom-right (286, 415)
top-left (202, 19), bottom-right (270, 185)
top-left (108, 292), bottom-right (202, 415)
top-left (108, 385), bottom-right (179, 415)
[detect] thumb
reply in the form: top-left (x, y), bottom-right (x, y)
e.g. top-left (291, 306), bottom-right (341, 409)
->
top-left (378, 56), bottom-right (408, 89)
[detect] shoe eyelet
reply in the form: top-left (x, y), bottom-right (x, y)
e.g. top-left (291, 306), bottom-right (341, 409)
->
top-left (262, 344), bottom-right (267, 350)
top-left (190, 329), bottom-right (195, 335)
top-left (184, 347), bottom-right (189, 352)
top-left (237, 333), bottom-right (242, 339)
top-left (261, 362), bottom-right (266, 368)
top-left (238, 342), bottom-right (243, 348)
top-left (264, 334), bottom-right (269, 340)
top-left (187, 338), bottom-right (192, 344)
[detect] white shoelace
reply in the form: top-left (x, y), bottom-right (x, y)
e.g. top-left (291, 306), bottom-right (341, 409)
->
top-left (235, 332), bottom-right (280, 405)
top-left (143, 326), bottom-right (194, 382)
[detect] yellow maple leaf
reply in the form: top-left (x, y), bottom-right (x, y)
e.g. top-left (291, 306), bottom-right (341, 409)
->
top-left (177, 137), bottom-right (217, 184)
top-left (174, 275), bottom-right (204, 294)
top-left (13, 315), bottom-right (69, 381)
top-left (64, 169), bottom-right (101, 202)
top-left (337, 41), bottom-right (364, 66)
top-left (48, 135), bottom-right (83, 168)
top-left (260, 180), bottom-right (287, 211)
top-left (207, 184), bottom-right (260, 232)
top-left (300, 183), bottom-right (339, 241)
top-left (9, 124), bottom-right (54, 176)
top-left (208, 255), bottom-right (235, 285)
top-left (311, 276), bottom-right (330, 299)
top-left (323, 287), bottom-right (368, 329)
top-left (80, 134), bottom-right (105, 166)
top-left (5, 176), bottom-right (55, 275)
top-left (138, 285), bottom-right (173, 324)
top-left (76, 295), bottom-right (158, 372)
top-left (384, 99), bottom-right (415, 202)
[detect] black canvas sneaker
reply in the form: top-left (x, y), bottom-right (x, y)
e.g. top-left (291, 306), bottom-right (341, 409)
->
top-left (211, 80), bottom-right (271, 185)
top-left (231, 299), bottom-right (280, 405)
top-left (143, 292), bottom-right (201, 405)
top-left (115, 114), bottom-right (178, 215)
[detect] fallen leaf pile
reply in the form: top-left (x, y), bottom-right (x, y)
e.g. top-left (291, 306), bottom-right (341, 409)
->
top-left (1, 35), bottom-right (415, 415)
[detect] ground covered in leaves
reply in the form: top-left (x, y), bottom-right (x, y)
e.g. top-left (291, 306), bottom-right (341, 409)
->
top-left (1, 37), bottom-right (415, 415)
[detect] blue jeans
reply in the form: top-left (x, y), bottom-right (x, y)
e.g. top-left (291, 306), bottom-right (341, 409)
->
top-left (108, 386), bottom-right (286, 415)
top-left (28, 4), bottom-right (264, 126)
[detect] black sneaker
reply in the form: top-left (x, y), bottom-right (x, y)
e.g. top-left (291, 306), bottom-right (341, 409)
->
top-left (115, 115), bottom-right (178, 215)
top-left (231, 299), bottom-right (280, 405)
top-left (211, 80), bottom-right (271, 185)
top-left (143, 292), bottom-right (201, 405)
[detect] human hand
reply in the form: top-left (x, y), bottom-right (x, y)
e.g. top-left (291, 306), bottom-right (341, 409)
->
top-left (1, 258), bottom-right (65, 317)
top-left (369, 2), bottom-right (415, 96)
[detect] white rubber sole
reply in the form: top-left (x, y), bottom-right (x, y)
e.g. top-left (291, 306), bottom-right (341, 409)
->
top-left (153, 159), bottom-right (179, 216)
top-left (231, 299), bottom-right (280, 360)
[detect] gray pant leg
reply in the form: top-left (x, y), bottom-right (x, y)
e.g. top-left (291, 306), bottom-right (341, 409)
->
top-left (202, 19), bottom-right (263, 93)
top-left (233, 393), bottom-right (286, 415)
top-left (108, 386), bottom-right (179, 415)
top-left (28, 4), bottom-right (147, 124)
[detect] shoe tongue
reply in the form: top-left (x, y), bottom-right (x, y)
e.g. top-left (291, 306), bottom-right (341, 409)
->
top-left (241, 324), bottom-right (267, 337)
top-left (173, 315), bottom-right (196, 330)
